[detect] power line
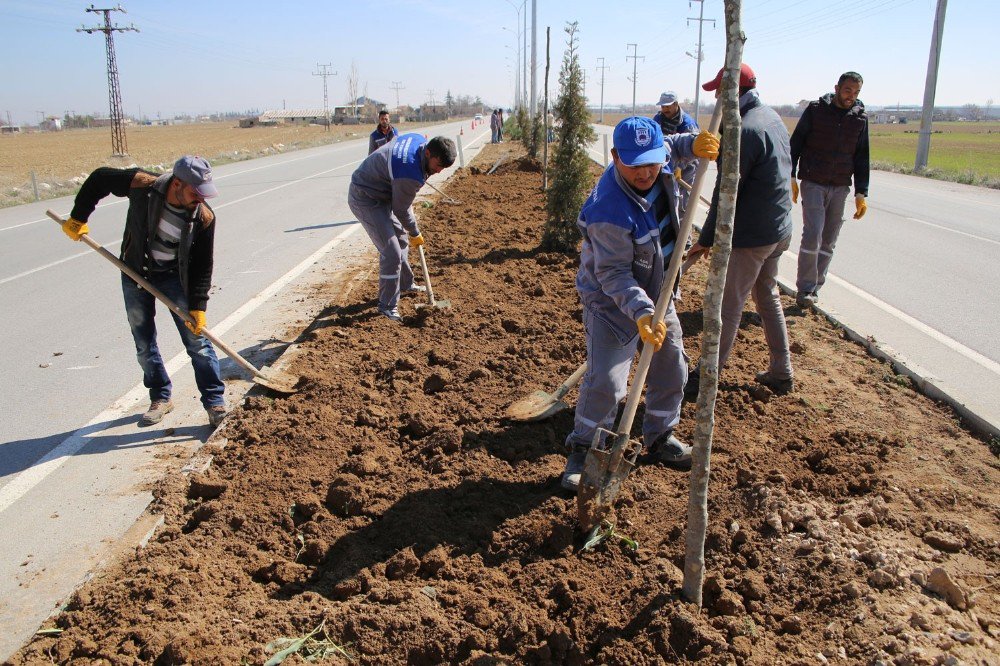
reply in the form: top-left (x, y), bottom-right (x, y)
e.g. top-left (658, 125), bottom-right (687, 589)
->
top-left (77, 4), bottom-right (138, 157)
top-left (626, 43), bottom-right (645, 116)
top-left (313, 63), bottom-right (336, 131)
top-left (389, 81), bottom-right (405, 112)
top-left (596, 57), bottom-right (611, 122)
top-left (687, 0), bottom-right (715, 121)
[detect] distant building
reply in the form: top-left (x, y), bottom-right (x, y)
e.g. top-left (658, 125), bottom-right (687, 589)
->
top-left (1, 125), bottom-right (21, 134)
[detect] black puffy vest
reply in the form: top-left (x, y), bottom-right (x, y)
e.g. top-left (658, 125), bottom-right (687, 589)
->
top-left (798, 95), bottom-right (866, 187)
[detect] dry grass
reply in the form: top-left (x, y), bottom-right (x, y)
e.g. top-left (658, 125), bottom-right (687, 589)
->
top-left (0, 120), bottom-right (432, 208)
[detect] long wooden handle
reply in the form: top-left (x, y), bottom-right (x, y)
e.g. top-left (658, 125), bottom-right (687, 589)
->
top-left (612, 103), bottom-right (724, 446)
top-left (416, 244), bottom-right (436, 304)
top-left (46, 209), bottom-right (266, 380)
top-left (551, 362), bottom-right (588, 401)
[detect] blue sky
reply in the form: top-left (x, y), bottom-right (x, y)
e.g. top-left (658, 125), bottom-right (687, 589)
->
top-left (1, 0), bottom-right (997, 125)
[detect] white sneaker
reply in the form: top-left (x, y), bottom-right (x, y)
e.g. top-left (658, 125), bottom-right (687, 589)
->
top-left (378, 306), bottom-right (402, 322)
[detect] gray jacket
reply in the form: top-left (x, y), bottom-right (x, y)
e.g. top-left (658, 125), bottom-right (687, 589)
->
top-left (699, 90), bottom-right (792, 249)
top-left (348, 136), bottom-right (427, 236)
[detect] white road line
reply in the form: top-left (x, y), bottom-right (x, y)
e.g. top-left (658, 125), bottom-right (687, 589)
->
top-left (0, 222), bottom-right (363, 515)
top-left (883, 181), bottom-right (1000, 208)
top-left (0, 240), bottom-right (122, 286)
top-left (0, 149), bottom-right (351, 234)
top-left (781, 253), bottom-right (1000, 377)
top-left (905, 216), bottom-right (1000, 246)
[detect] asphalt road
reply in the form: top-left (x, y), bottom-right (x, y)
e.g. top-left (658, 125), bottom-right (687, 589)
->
top-left (0, 118), bottom-right (491, 660)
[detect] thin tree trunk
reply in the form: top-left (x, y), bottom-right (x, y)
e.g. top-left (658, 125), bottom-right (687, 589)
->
top-left (542, 27), bottom-right (550, 191)
top-left (682, 0), bottom-right (745, 607)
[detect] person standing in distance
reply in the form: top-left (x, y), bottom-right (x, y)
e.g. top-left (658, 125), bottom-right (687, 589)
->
top-left (60, 156), bottom-right (228, 428)
top-left (652, 91), bottom-right (700, 214)
top-left (789, 71), bottom-right (870, 307)
top-left (369, 109), bottom-right (399, 155)
top-left (348, 134), bottom-right (457, 322)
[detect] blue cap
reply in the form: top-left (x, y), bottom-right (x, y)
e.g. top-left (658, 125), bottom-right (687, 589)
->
top-left (612, 116), bottom-right (666, 166)
top-left (172, 155), bottom-right (219, 198)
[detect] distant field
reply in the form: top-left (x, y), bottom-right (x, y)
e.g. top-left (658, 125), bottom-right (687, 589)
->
top-left (593, 112), bottom-right (1000, 187)
top-left (0, 120), bottom-right (435, 208)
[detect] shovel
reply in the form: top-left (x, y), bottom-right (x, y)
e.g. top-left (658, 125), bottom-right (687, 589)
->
top-left (47, 210), bottom-right (299, 394)
top-left (505, 362), bottom-right (587, 422)
top-left (577, 103), bottom-right (723, 532)
top-left (413, 245), bottom-right (451, 310)
top-left (424, 181), bottom-right (461, 205)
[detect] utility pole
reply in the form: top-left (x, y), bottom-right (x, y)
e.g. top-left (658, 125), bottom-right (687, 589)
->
top-left (313, 63), bottom-right (337, 130)
top-left (78, 4), bottom-right (138, 157)
top-left (915, 0), bottom-right (948, 172)
top-left (626, 43), bottom-right (644, 116)
top-left (596, 57), bottom-right (611, 123)
top-left (529, 0), bottom-right (537, 118)
top-left (390, 81), bottom-right (405, 112)
top-left (687, 0), bottom-right (715, 123)
top-left (522, 0), bottom-right (527, 110)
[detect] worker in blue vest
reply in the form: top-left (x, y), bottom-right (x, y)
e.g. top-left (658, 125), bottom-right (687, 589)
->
top-left (348, 134), bottom-right (457, 321)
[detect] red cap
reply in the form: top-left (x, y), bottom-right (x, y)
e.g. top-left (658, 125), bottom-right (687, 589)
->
top-left (702, 63), bottom-right (757, 91)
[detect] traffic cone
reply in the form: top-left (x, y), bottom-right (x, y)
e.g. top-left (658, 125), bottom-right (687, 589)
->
top-left (460, 127), bottom-right (464, 135)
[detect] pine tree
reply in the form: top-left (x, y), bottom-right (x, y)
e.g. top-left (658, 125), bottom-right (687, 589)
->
top-left (542, 22), bottom-right (596, 252)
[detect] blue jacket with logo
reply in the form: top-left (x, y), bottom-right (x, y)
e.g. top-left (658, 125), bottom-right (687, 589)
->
top-left (349, 133), bottom-right (428, 236)
top-left (576, 133), bottom-right (697, 339)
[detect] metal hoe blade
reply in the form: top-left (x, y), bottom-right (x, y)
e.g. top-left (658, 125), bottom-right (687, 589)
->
top-left (577, 429), bottom-right (636, 532)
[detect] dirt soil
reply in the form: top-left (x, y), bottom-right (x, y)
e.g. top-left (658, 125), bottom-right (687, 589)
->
top-left (8, 144), bottom-right (999, 666)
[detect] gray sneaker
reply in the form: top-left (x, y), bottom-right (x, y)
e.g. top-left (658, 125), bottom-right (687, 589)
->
top-left (795, 291), bottom-right (817, 308)
top-left (206, 405), bottom-right (227, 428)
top-left (756, 370), bottom-right (793, 395)
top-left (560, 446), bottom-right (589, 492)
top-left (139, 399), bottom-right (174, 427)
top-left (401, 285), bottom-right (427, 296)
top-left (378, 306), bottom-right (403, 322)
top-left (647, 432), bottom-right (692, 470)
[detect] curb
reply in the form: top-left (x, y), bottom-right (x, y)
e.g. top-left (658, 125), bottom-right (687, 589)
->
top-left (775, 280), bottom-right (999, 442)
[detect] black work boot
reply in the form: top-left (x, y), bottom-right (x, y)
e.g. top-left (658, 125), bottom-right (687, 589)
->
top-left (646, 431), bottom-right (693, 470)
top-left (756, 370), bottom-right (793, 395)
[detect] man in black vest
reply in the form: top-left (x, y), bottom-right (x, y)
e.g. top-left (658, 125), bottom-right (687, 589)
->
top-left (790, 71), bottom-right (870, 307)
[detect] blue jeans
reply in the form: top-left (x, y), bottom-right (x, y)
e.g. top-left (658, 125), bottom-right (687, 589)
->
top-left (122, 272), bottom-right (225, 408)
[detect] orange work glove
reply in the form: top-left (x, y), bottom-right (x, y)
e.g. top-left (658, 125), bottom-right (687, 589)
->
top-left (853, 195), bottom-right (867, 219)
top-left (637, 314), bottom-right (667, 352)
top-left (62, 217), bottom-right (89, 241)
top-left (185, 310), bottom-right (206, 335)
top-left (791, 179), bottom-right (799, 204)
top-left (410, 233), bottom-right (425, 247)
top-left (692, 132), bottom-right (720, 160)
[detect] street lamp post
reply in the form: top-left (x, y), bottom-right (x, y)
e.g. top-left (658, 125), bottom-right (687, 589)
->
top-left (503, 28), bottom-right (521, 109)
top-left (504, 0), bottom-right (526, 110)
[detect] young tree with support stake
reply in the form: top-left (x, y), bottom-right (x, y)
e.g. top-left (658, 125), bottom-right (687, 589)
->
top-left (683, 0), bottom-right (745, 607)
top-left (542, 22), bottom-right (596, 252)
